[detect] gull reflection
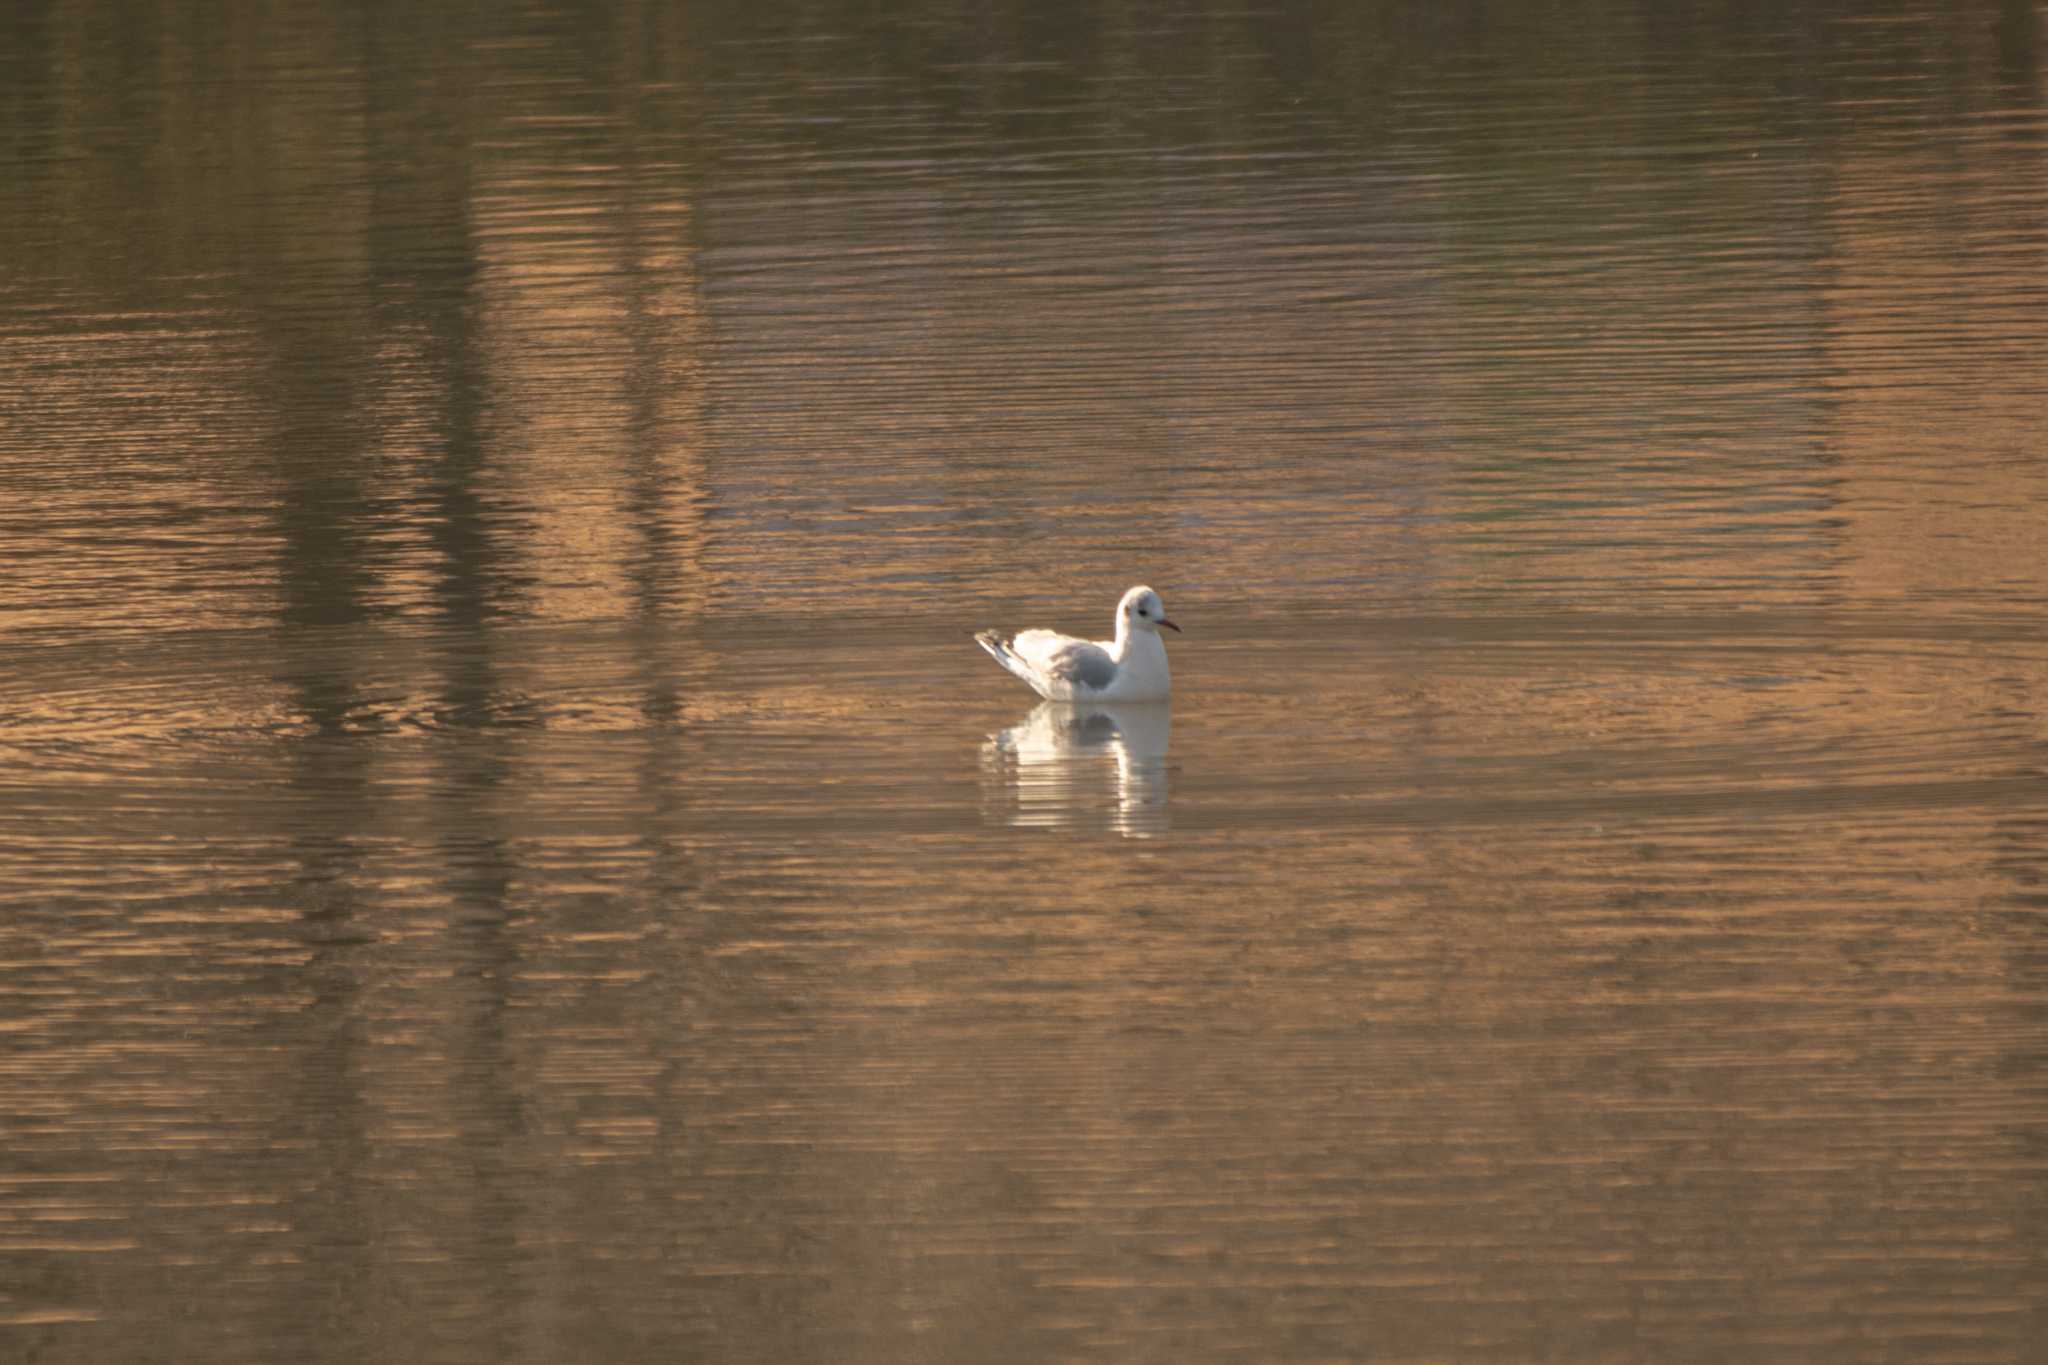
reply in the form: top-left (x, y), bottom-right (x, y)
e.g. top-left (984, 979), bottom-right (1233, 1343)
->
top-left (980, 701), bottom-right (1171, 838)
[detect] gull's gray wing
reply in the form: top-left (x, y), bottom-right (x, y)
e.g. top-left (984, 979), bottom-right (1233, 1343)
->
top-left (1011, 630), bottom-right (1118, 691)
top-left (1048, 642), bottom-right (1116, 690)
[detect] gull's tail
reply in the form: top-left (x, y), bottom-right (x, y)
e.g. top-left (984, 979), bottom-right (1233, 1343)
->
top-left (975, 630), bottom-right (1040, 692)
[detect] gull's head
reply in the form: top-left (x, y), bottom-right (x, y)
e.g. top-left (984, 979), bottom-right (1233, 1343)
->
top-left (1119, 584), bottom-right (1180, 635)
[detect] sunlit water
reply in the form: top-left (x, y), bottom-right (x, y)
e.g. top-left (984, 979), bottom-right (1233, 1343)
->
top-left (3, 2), bottom-right (2047, 1361)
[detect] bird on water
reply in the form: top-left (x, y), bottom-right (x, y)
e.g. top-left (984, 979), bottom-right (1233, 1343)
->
top-left (975, 585), bottom-right (1180, 703)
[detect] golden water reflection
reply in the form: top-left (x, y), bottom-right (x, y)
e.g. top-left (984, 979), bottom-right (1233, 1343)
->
top-left (2, 1), bottom-right (2047, 1362)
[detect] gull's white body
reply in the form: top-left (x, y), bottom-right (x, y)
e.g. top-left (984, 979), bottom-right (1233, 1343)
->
top-left (975, 585), bottom-right (1179, 702)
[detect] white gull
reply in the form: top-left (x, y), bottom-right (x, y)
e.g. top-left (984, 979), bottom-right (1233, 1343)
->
top-left (975, 585), bottom-right (1180, 702)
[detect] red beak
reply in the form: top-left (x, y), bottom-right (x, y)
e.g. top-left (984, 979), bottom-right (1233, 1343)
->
top-left (1159, 618), bottom-right (1181, 633)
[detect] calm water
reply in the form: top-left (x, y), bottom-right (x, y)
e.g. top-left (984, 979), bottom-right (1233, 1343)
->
top-left (4, 1), bottom-right (2048, 1360)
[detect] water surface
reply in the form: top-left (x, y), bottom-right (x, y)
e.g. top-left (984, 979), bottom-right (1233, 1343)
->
top-left (3, 1), bottom-right (2047, 1360)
